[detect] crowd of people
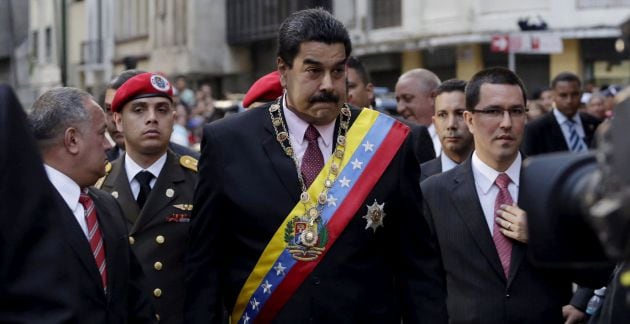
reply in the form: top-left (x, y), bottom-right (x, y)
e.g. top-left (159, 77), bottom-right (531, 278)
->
top-left (2, 7), bottom-right (629, 324)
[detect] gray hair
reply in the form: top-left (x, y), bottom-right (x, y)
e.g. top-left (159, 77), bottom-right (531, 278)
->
top-left (398, 68), bottom-right (441, 94)
top-left (28, 87), bottom-right (93, 149)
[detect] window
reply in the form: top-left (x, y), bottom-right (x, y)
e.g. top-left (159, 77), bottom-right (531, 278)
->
top-left (45, 27), bottom-right (52, 63)
top-left (32, 31), bottom-right (39, 62)
top-left (115, 0), bottom-right (149, 41)
top-left (371, 0), bottom-right (401, 29)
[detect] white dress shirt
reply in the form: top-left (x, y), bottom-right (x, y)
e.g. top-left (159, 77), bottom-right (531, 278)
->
top-left (283, 96), bottom-right (336, 166)
top-left (440, 153), bottom-right (459, 173)
top-left (124, 153), bottom-right (167, 199)
top-left (471, 152), bottom-right (521, 233)
top-left (428, 123), bottom-right (442, 157)
top-left (553, 107), bottom-right (586, 149)
top-left (44, 164), bottom-right (89, 237)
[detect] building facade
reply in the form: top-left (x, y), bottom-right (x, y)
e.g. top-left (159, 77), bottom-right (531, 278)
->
top-left (17, 0), bottom-right (630, 103)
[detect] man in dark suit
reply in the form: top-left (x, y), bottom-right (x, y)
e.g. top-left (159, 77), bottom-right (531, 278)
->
top-left (421, 79), bottom-right (473, 182)
top-left (0, 85), bottom-right (76, 323)
top-left (523, 72), bottom-right (601, 156)
top-left (101, 70), bottom-right (200, 162)
top-left (185, 8), bottom-right (446, 324)
top-left (422, 68), bottom-right (579, 323)
top-left (28, 87), bottom-right (155, 323)
top-left (99, 72), bottom-right (197, 323)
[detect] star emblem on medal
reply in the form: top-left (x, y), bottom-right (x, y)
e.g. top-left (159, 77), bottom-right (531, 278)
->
top-left (363, 200), bottom-right (386, 232)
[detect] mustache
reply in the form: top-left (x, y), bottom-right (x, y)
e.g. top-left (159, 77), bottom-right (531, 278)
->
top-left (309, 92), bottom-right (339, 103)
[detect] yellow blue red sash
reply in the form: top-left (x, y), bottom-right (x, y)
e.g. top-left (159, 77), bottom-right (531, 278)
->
top-left (232, 109), bottom-right (409, 323)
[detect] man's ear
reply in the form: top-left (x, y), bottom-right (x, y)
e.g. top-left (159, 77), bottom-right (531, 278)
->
top-left (64, 127), bottom-right (81, 154)
top-left (366, 82), bottom-right (375, 101)
top-left (113, 112), bottom-right (123, 133)
top-left (463, 110), bottom-right (475, 135)
top-left (277, 57), bottom-right (288, 88)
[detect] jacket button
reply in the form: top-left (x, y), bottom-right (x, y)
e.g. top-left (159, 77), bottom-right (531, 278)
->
top-left (155, 235), bottom-right (165, 244)
top-left (506, 293), bottom-right (510, 299)
top-left (129, 236), bottom-right (135, 245)
top-left (153, 288), bottom-right (162, 298)
top-left (312, 276), bottom-right (320, 285)
top-left (154, 261), bottom-right (163, 271)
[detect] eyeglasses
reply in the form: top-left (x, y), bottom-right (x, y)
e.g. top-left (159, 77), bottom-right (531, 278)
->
top-left (470, 107), bottom-right (528, 119)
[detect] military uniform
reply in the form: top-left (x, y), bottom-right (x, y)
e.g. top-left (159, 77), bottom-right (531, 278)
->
top-left (100, 150), bottom-right (197, 323)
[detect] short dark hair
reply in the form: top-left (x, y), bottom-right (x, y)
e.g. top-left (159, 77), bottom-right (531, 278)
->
top-left (346, 56), bottom-right (370, 85)
top-left (465, 67), bottom-right (527, 110)
top-left (435, 79), bottom-right (466, 97)
top-left (551, 72), bottom-right (581, 89)
top-left (108, 69), bottom-right (145, 90)
top-left (277, 8), bottom-right (351, 68)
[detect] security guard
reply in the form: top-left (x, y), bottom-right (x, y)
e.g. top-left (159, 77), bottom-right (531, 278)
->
top-left (99, 71), bottom-right (197, 323)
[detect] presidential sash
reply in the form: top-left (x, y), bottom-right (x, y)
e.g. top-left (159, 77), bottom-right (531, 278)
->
top-left (232, 109), bottom-right (409, 324)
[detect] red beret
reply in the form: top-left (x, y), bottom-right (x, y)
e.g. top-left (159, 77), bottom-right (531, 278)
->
top-left (110, 72), bottom-right (174, 113)
top-left (242, 71), bottom-right (283, 108)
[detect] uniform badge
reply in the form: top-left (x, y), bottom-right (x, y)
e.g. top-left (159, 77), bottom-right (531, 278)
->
top-left (165, 188), bottom-right (175, 198)
top-left (284, 216), bottom-right (328, 261)
top-left (111, 191), bottom-right (119, 199)
top-left (150, 74), bottom-right (171, 92)
top-left (363, 200), bottom-right (386, 232)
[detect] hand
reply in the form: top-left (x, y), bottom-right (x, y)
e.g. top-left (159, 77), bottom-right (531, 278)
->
top-left (495, 203), bottom-right (528, 243)
top-left (562, 304), bottom-right (586, 324)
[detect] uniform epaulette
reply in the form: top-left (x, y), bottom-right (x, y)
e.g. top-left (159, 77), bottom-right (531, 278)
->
top-left (94, 161), bottom-right (112, 189)
top-left (180, 155), bottom-right (198, 173)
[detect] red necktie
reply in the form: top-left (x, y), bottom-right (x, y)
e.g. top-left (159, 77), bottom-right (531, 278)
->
top-left (301, 125), bottom-right (324, 188)
top-left (493, 173), bottom-right (513, 279)
top-left (79, 190), bottom-right (108, 292)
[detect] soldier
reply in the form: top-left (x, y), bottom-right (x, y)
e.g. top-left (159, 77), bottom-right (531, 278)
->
top-left (99, 72), bottom-right (198, 323)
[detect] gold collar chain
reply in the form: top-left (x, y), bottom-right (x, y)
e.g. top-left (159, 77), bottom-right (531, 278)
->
top-left (268, 97), bottom-right (351, 224)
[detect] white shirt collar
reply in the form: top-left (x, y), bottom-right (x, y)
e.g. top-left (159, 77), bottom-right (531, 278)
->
top-left (553, 107), bottom-right (582, 125)
top-left (124, 152), bottom-right (167, 185)
top-left (44, 164), bottom-right (82, 211)
top-left (471, 151), bottom-right (521, 195)
top-left (440, 153), bottom-right (459, 172)
top-left (282, 95), bottom-right (335, 147)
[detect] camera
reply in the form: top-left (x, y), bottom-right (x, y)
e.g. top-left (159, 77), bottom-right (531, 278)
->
top-left (521, 97), bottom-right (630, 266)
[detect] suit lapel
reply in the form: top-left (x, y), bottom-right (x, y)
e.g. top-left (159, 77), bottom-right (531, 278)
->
top-left (89, 189), bottom-right (118, 301)
top-left (102, 157), bottom-right (140, 224)
top-left (579, 112), bottom-right (598, 146)
top-left (132, 151), bottom-right (182, 232)
top-left (548, 113), bottom-right (569, 151)
top-left (54, 190), bottom-right (106, 299)
top-left (262, 111), bottom-right (301, 200)
top-left (450, 160), bottom-right (507, 281)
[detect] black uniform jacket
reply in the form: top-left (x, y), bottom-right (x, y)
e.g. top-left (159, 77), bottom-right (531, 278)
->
top-left (100, 150), bottom-right (197, 324)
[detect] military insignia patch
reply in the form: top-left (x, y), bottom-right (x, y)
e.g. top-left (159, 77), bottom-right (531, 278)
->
top-left (284, 216), bottom-right (328, 261)
top-left (150, 74), bottom-right (171, 92)
top-left (363, 200), bottom-right (386, 232)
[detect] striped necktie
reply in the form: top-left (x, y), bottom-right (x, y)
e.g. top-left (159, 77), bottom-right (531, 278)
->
top-left (494, 173), bottom-right (513, 279)
top-left (79, 190), bottom-right (108, 293)
top-left (566, 119), bottom-right (587, 152)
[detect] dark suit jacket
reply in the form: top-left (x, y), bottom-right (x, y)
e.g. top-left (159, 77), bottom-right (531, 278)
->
top-left (422, 159), bottom-right (574, 324)
top-left (522, 111), bottom-right (601, 156)
top-left (56, 187), bottom-right (155, 324)
top-left (393, 117), bottom-right (436, 164)
top-left (186, 104), bottom-right (447, 323)
top-left (420, 157), bottom-right (442, 183)
top-left (0, 85), bottom-right (76, 323)
top-left (101, 150), bottom-right (197, 324)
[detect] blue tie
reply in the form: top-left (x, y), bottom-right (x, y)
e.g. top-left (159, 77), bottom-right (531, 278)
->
top-left (567, 119), bottom-right (586, 152)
